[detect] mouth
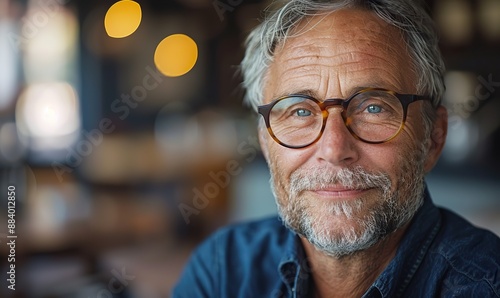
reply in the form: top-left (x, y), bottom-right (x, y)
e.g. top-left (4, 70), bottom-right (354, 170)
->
top-left (309, 187), bottom-right (374, 199)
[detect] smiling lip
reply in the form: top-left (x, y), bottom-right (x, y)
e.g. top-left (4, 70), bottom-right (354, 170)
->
top-left (310, 187), bottom-right (372, 199)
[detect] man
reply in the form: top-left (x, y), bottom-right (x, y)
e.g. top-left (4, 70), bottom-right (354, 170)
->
top-left (173, 0), bottom-right (500, 297)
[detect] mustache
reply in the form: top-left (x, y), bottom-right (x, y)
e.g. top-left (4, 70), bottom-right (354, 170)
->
top-left (289, 166), bottom-right (392, 196)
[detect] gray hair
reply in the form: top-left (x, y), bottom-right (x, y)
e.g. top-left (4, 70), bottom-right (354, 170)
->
top-left (240, 0), bottom-right (446, 121)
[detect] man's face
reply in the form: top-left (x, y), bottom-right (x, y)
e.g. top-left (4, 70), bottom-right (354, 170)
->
top-left (261, 9), bottom-right (438, 257)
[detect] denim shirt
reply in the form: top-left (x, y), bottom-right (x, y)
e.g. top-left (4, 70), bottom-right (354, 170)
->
top-left (172, 189), bottom-right (500, 297)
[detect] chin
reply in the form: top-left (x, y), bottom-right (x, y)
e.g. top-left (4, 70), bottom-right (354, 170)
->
top-left (308, 202), bottom-right (373, 238)
top-left (280, 195), bottom-right (399, 257)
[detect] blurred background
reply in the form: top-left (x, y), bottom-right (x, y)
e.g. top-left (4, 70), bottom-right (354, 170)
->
top-left (0, 0), bottom-right (499, 297)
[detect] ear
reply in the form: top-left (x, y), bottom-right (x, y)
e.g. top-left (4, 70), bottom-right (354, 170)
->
top-left (424, 105), bottom-right (448, 173)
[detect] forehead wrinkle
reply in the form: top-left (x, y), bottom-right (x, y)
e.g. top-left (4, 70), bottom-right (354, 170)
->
top-left (283, 13), bottom-right (411, 68)
top-left (278, 49), bottom-right (413, 93)
top-left (280, 34), bottom-right (384, 60)
top-left (269, 73), bottom-right (322, 99)
top-left (275, 51), bottom-right (408, 85)
top-left (277, 45), bottom-right (407, 72)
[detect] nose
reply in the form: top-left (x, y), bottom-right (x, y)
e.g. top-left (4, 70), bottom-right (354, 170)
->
top-left (314, 109), bottom-right (359, 166)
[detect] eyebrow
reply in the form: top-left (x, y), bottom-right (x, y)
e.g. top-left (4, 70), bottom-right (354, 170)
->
top-left (272, 86), bottom-right (375, 101)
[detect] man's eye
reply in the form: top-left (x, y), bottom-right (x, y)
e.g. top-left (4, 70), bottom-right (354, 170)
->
top-left (295, 109), bottom-right (312, 117)
top-left (366, 105), bottom-right (382, 113)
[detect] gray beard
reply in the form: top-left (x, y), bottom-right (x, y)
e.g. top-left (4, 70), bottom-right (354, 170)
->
top-left (270, 147), bottom-right (426, 258)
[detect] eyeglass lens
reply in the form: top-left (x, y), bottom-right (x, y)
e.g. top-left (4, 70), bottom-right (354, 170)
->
top-left (268, 90), bottom-right (405, 147)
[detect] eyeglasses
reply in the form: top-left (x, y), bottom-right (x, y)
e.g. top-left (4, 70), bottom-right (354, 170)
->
top-left (258, 87), bottom-right (431, 149)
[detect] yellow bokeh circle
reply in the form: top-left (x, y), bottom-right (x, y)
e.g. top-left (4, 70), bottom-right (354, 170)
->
top-left (154, 34), bottom-right (198, 77)
top-left (104, 0), bottom-right (142, 38)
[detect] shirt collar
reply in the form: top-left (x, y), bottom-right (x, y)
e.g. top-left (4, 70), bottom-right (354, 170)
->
top-left (277, 185), bottom-right (442, 298)
top-left (278, 224), bottom-right (311, 297)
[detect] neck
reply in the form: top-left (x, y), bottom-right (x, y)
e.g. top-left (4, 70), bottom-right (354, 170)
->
top-left (303, 223), bottom-right (409, 298)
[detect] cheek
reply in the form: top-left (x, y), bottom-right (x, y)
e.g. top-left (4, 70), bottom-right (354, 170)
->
top-left (267, 142), bottom-right (310, 181)
top-left (357, 143), bottom-right (413, 186)
top-left (387, 143), bottom-right (425, 191)
top-left (357, 144), bottom-right (394, 169)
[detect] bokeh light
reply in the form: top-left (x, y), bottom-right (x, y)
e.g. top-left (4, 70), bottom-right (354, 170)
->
top-left (104, 0), bottom-right (142, 38)
top-left (154, 34), bottom-right (198, 77)
top-left (16, 82), bottom-right (80, 149)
